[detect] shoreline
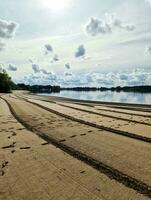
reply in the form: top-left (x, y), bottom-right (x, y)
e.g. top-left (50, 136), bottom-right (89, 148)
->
top-left (31, 93), bottom-right (151, 111)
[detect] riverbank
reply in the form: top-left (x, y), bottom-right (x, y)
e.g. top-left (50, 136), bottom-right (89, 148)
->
top-left (0, 93), bottom-right (151, 199)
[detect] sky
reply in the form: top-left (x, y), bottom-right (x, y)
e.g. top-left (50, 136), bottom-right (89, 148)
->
top-left (0, 0), bottom-right (151, 87)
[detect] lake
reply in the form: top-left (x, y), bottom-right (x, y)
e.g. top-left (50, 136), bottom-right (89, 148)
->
top-left (37, 91), bottom-right (151, 105)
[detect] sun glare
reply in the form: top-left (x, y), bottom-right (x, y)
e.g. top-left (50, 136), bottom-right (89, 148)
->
top-left (43, 0), bottom-right (70, 11)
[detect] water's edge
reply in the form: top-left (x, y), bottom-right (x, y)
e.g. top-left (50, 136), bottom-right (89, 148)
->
top-left (36, 91), bottom-right (151, 105)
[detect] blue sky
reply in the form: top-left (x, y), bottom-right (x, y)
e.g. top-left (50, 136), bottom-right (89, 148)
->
top-left (0, 0), bottom-right (151, 86)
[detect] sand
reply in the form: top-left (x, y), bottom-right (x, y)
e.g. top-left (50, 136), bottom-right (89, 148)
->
top-left (0, 93), bottom-right (151, 199)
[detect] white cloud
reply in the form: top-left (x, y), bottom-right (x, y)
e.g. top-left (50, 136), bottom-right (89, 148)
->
top-left (53, 54), bottom-right (59, 61)
top-left (75, 44), bottom-right (86, 58)
top-left (44, 44), bottom-right (53, 53)
top-left (61, 68), bottom-right (151, 87)
top-left (65, 63), bottom-right (71, 69)
top-left (8, 64), bottom-right (17, 71)
top-left (18, 67), bottom-right (151, 87)
top-left (0, 18), bottom-right (18, 39)
top-left (85, 13), bottom-right (135, 36)
top-left (86, 17), bottom-right (111, 36)
top-left (145, 45), bottom-right (151, 54)
top-left (0, 64), bottom-right (4, 72)
top-left (105, 13), bottom-right (135, 31)
top-left (32, 63), bottom-right (40, 73)
top-left (22, 72), bottom-right (57, 85)
top-left (29, 59), bottom-right (33, 63)
top-left (31, 60), bottom-right (54, 76)
top-left (64, 72), bottom-right (72, 76)
top-left (40, 69), bottom-right (52, 75)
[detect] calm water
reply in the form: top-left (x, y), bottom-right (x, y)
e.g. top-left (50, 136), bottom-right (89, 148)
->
top-left (38, 91), bottom-right (151, 105)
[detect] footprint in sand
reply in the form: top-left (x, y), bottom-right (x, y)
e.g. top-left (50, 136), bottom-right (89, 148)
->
top-left (80, 133), bottom-right (86, 136)
top-left (70, 135), bottom-right (77, 138)
top-left (2, 161), bottom-right (8, 168)
top-left (20, 147), bottom-right (31, 150)
top-left (2, 142), bottom-right (16, 149)
top-left (11, 149), bottom-right (16, 154)
top-left (0, 161), bottom-right (8, 176)
top-left (59, 139), bottom-right (66, 142)
top-left (80, 170), bottom-right (86, 174)
top-left (41, 142), bottom-right (49, 146)
top-left (12, 132), bottom-right (17, 136)
top-left (17, 128), bottom-right (26, 131)
top-left (96, 188), bottom-right (101, 192)
top-left (0, 170), bottom-right (4, 176)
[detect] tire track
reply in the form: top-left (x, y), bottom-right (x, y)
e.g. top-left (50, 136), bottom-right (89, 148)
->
top-left (2, 97), bottom-right (151, 198)
top-left (56, 102), bottom-right (151, 126)
top-left (106, 104), bottom-right (151, 113)
top-left (20, 94), bottom-right (151, 118)
top-left (95, 107), bottom-right (151, 118)
top-left (18, 96), bottom-right (151, 143)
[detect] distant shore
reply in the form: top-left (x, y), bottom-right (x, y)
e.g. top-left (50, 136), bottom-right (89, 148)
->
top-left (15, 84), bottom-right (151, 93)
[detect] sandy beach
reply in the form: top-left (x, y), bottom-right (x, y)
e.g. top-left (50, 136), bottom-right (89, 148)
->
top-left (0, 92), bottom-right (151, 199)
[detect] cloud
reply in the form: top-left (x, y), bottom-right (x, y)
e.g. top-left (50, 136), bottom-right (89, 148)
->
top-left (65, 63), bottom-right (71, 69)
top-left (62, 68), bottom-right (151, 87)
top-left (44, 44), bottom-right (53, 55)
top-left (0, 64), bottom-right (4, 72)
top-left (22, 72), bottom-right (57, 85)
top-left (93, 68), bottom-right (150, 86)
top-left (8, 64), bottom-right (17, 71)
top-left (0, 42), bottom-right (5, 51)
top-left (146, 0), bottom-right (151, 6)
top-left (32, 64), bottom-right (40, 73)
top-left (86, 17), bottom-right (111, 36)
top-left (40, 69), bottom-right (52, 75)
top-left (106, 13), bottom-right (135, 31)
top-left (45, 44), bottom-right (53, 52)
top-left (53, 54), bottom-right (59, 61)
top-left (31, 61), bottom-right (53, 76)
top-left (0, 18), bottom-right (19, 39)
top-left (46, 72), bottom-right (57, 81)
top-left (19, 67), bottom-right (151, 87)
top-left (29, 59), bottom-right (33, 63)
top-left (85, 13), bottom-right (135, 36)
top-left (64, 72), bottom-right (72, 76)
top-left (75, 45), bottom-right (86, 58)
top-left (145, 45), bottom-right (151, 54)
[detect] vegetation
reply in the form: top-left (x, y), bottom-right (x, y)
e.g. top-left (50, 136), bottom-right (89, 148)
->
top-left (0, 70), bottom-right (14, 93)
top-left (17, 84), bottom-right (60, 93)
top-left (61, 86), bottom-right (151, 93)
top-left (17, 84), bottom-right (151, 93)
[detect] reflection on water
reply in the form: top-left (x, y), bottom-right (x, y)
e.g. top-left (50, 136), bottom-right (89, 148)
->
top-left (37, 91), bottom-right (151, 105)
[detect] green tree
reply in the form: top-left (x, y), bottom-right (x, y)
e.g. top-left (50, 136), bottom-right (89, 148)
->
top-left (0, 70), bottom-right (12, 93)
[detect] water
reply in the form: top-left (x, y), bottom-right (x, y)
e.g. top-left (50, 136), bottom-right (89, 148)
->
top-left (37, 91), bottom-right (151, 105)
